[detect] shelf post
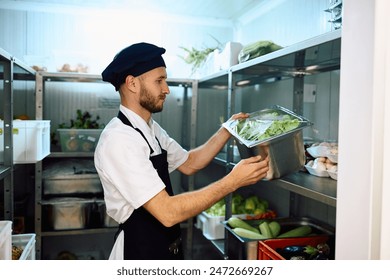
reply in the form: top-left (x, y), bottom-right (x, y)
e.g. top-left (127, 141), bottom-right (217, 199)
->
top-left (2, 57), bottom-right (14, 221)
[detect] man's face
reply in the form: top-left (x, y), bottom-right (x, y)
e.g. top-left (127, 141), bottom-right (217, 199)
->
top-left (138, 67), bottom-right (170, 113)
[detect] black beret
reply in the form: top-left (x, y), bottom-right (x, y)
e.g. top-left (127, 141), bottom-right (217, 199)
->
top-left (102, 42), bottom-right (166, 91)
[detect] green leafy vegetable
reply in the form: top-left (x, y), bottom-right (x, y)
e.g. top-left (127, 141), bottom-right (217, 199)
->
top-left (205, 194), bottom-right (269, 216)
top-left (233, 112), bottom-right (300, 142)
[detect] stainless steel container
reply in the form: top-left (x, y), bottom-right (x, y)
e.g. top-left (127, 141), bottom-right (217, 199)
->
top-left (42, 197), bottom-right (93, 230)
top-left (236, 130), bottom-right (305, 180)
top-left (223, 105), bottom-right (312, 180)
top-left (223, 217), bottom-right (335, 260)
top-left (96, 199), bottom-right (118, 228)
top-left (43, 159), bottom-right (103, 195)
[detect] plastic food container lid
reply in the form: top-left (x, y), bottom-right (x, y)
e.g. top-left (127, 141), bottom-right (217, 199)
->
top-left (223, 105), bottom-right (312, 148)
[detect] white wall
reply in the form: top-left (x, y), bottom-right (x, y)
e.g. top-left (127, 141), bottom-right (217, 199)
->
top-left (337, 0), bottom-right (390, 259)
top-left (0, 4), bottom-right (234, 78)
top-left (0, 0), bottom-right (332, 78)
top-left (235, 0), bottom-right (332, 47)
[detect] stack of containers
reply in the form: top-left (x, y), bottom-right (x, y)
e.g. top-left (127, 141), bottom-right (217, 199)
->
top-left (0, 120), bottom-right (51, 163)
top-left (41, 158), bottom-right (117, 230)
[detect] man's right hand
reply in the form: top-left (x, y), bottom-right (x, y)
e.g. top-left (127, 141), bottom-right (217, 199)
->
top-left (226, 155), bottom-right (269, 189)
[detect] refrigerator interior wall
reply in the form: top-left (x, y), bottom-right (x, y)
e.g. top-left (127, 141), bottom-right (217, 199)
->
top-left (195, 88), bottom-right (228, 146)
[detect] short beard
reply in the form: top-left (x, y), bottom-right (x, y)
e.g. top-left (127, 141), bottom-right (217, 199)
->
top-left (139, 82), bottom-right (164, 113)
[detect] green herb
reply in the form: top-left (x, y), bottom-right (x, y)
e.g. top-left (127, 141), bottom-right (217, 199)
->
top-left (58, 109), bottom-right (103, 129)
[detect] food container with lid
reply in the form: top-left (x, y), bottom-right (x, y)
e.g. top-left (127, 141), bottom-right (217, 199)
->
top-left (223, 105), bottom-right (312, 180)
top-left (43, 159), bottom-right (103, 196)
top-left (57, 128), bottom-right (102, 152)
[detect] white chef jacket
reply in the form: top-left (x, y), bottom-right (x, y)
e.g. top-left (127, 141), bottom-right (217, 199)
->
top-left (94, 105), bottom-right (189, 259)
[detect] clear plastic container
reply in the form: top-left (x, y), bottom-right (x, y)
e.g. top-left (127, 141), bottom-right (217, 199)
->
top-left (12, 234), bottom-right (36, 260)
top-left (0, 220), bottom-right (12, 260)
top-left (57, 129), bottom-right (102, 152)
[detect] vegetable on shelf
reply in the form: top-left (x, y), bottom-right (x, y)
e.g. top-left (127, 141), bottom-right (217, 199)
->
top-left (179, 46), bottom-right (217, 74)
top-left (238, 40), bottom-right (282, 63)
top-left (227, 217), bottom-right (259, 234)
top-left (59, 109), bottom-right (103, 129)
top-left (204, 194), bottom-right (275, 218)
top-left (179, 36), bottom-right (224, 75)
top-left (277, 225), bottom-right (312, 238)
top-left (228, 217), bottom-right (313, 240)
top-left (232, 228), bottom-right (265, 239)
top-left (53, 109), bottom-right (104, 149)
top-left (259, 221), bottom-right (273, 238)
top-left (277, 243), bottom-right (331, 260)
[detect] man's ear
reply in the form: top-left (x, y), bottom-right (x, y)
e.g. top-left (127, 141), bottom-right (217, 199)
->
top-left (125, 75), bottom-right (137, 92)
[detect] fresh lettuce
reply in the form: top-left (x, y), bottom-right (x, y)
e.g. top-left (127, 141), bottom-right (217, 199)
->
top-left (233, 112), bottom-right (300, 142)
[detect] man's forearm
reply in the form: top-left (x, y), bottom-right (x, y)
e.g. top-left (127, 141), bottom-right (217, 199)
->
top-left (183, 126), bottom-right (231, 173)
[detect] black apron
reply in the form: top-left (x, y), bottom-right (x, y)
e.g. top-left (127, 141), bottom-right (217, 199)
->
top-left (115, 111), bottom-right (183, 260)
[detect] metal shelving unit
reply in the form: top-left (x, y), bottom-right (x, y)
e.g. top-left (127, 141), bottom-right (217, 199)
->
top-left (197, 30), bottom-right (341, 258)
top-left (34, 71), bottom-right (198, 259)
top-left (1, 48), bottom-right (36, 222)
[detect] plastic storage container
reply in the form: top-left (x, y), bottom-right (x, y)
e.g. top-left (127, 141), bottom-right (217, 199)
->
top-left (258, 235), bottom-right (330, 260)
top-left (57, 129), bottom-right (102, 152)
top-left (0, 120), bottom-right (50, 163)
top-left (196, 212), bottom-right (247, 240)
top-left (12, 234), bottom-right (36, 260)
top-left (0, 220), bottom-right (12, 260)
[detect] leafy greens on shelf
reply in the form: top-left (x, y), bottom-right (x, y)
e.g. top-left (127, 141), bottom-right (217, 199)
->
top-left (233, 112), bottom-right (300, 142)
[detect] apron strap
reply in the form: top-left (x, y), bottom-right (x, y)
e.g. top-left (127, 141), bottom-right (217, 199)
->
top-left (117, 111), bottom-right (154, 155)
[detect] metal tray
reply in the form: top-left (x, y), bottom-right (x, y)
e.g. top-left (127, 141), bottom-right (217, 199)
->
top-left (223, 217), bottom-right (334, 260)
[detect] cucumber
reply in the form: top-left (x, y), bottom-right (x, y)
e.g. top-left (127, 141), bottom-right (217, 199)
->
top-left (233, 228), bottom-right (266, 240)
top-left (277, 225), bottom-right (312, 238)
top-left (259, 221), bottom-right (273, 238)
top-left (227, 217), bottom-right (259, 233)
top-left (268, 221), bottom-right (281, 237)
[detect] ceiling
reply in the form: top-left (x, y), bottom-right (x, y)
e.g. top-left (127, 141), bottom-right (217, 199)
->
top-left (2, 0), bottom-right (264, 21)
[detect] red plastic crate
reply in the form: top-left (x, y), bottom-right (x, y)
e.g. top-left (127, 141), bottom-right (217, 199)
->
top-left (258, 235), bottom-right (329, 260)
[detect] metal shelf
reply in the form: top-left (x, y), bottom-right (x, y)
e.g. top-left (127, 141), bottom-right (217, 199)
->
top-left (40, 227), bottom-right (117, 237)
top-left (196, 31), bottom-right (341, 258)
top-left (37, 71), bottom-right (196, 87)
top-left (0, 166), bottom-right (11, 180)
top-left (279, 172), bottom-right (336, 207)
top-left (210, 239), bottom-right (226, 257)
top-left (49, 152), bottom-right (95, 158)
top-left (229, 161), bottom-right (337, 207)
top-left (1, 47), bottom-right (36, 221)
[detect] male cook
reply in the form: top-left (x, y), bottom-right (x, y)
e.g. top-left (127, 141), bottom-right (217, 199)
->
top-left (95, 42), bottom-right (269, 260)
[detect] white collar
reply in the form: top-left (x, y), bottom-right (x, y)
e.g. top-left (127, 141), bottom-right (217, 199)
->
top-left (119, 104), bottom-right (155, 133)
